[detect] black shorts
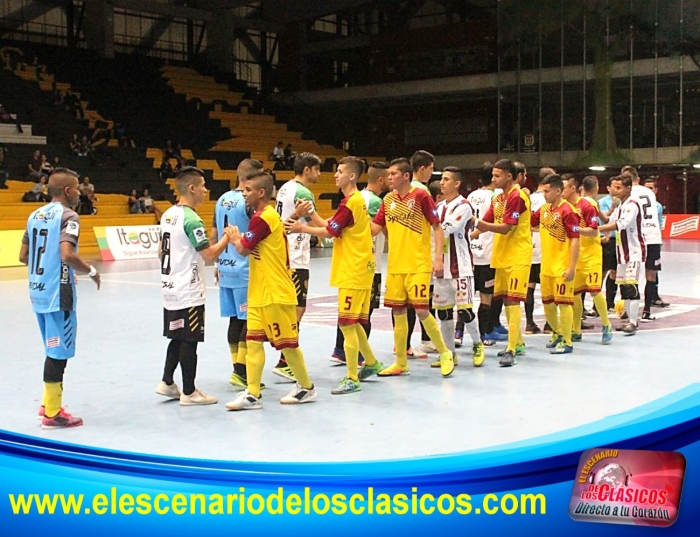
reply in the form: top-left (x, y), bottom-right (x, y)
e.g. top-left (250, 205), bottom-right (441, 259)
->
top-left (474, 264), bottom-right (495, 294)
top-left (291, 268), bottom-right (309, 307)
top-left (645, 244), bottom-right (662, 271)
top-left (370, 272), bottom-right (382, 311)
top-left (602, 240), bottom-right (617, 272)
top-left (163, 305), bottom-right (205, 342)
top-left (529, 263), bottom-right (541, 285)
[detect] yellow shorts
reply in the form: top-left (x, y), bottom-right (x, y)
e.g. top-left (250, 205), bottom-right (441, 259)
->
top-left (384, 272), bottom-right (431, 310)
top-left (574, 268), bottom-right (603, 295)
top-left (541, 275), bottom-right (575, 305)
top-left (494, 265), bottom-right (529, 302)
top-left (338, 288), bottom-right (371, 325)
top-left (246, 304), bottom-right (298, 350)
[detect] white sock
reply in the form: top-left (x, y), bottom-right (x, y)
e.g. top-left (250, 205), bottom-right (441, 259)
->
top-left (465, 319), bottom-right (481, 345)
top-left (440, 318), bottom-right (456, 355)
top-left (628, 300), bottom-right (640, 326)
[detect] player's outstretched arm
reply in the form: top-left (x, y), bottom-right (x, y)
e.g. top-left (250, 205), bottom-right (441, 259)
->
top-left (198, 227), bottom-right (231, 264)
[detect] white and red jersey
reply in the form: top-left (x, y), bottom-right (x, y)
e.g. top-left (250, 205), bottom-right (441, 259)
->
top-left (610, 196), bottom-right (646, 264)
top-left (631, 184), bottom-right (662, 245)
top-left (437, 195), bottom-right (474, 279)
top-left (466, 188), bottom-right (495, 266)
top-left (529, 190), bottom-right (546, 265)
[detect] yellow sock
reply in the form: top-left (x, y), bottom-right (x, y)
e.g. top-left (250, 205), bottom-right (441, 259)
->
top-left (340, 324), bottom-right (360, 381)
top-left (235, 342), bottom-right (247, 366)
top-left (573, 295), bottom-right (583, 334)
top-left (393, 312), bottom-right (409, 368)
top-left (43, 382), bottom-right (63, 418)
top-left (420, 314), bottom-right (448, 354)
top-left (593, 293), bottom-right (611, 327)
top-left (229, 343), bottom-right (238, 366)
top-left (281, 347), bottom-right (313, 389)
top-left (543, 303), bottom-right (560, 334)
top-left (505, 305), bottom-right (522, 352)
top-left (354, 323), bottom-right (378, 367)
top-left (560, 304), bottom-right (574, 346)
top-left (245, 341), bottom-right (266, 398)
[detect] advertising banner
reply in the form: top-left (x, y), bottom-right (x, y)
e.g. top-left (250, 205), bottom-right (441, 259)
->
top-left (93, 226), bottom-right (161, 261)
top-left (0, 230), bottom-right (24, 267)
top-left (661, 214), bottom-right (700, 240)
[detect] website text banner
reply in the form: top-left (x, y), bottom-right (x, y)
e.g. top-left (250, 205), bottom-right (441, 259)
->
top-left (0, 230), bottom-right (24, 267)
top-left (93, 225), bottom-right (160, 261)
top-left (1, 385), bottom-right (700, 534)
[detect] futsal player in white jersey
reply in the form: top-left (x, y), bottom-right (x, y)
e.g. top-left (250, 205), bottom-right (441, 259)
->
top-left (621, 165), bottom-right (665, 322)
top-left (158, 167), bottom-right (235, 405)
top-left (643, 178), bottom-right (670, 309)
top-left (431, 167), bottom-right (485, 367)
top-left (598, 174), bottom-right (645, 335)
top-left (273, 152), bottom-right (321, 380)
top-left (467, 162), bottom-right (501, 346)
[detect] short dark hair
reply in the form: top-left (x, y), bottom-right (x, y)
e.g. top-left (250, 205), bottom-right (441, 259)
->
top-left (493, 158), bottom-right (517, 178)
top-left (643, 178), bottom-right (657, 187)
top-left (442, 166), bottom-right (464, 184)
top-left (293, 152), bottom-right (322, 175)
top-left (338, 156), bottom-right (365, 179)
top-left (480, 161), bottom-right (493, 186)
top-left (541, 173), bottom-right (563, 190)
top-left (390, 157), bottom-right (412, 176)
top-left (175, 166), bottom-right (205, 193)
top-left (410, 150), bottom-right (434, 172)
top-left (247, 171), bottom-right (274, 199)
top-left (514, 161), bottom-right (526, 176)
top-left (611, 174), bottom-right (633, 189)
top-left (538, 167), bottom-right (556, 181)
top-left (368, 161), bottom-right (389, 170)
top-left (561, 173), bottom-right (577, 188)
top-left (582, 175), bottom-right (599, 192)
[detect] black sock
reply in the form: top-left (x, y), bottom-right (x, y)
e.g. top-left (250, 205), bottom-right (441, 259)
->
top-left (605, 277), bottom-right (618, 310)
top-left (491, 297), bottom-right (504, 328)
top-left (477, 303), bottom-right (490, 338)
top-left (406, 307), bottom-right (416, 350)
top-left (233, 362), bottom-right (246, 377)
top-left (580, 292), bottom-right (587, 315)
top-left (178, 341), bottom-right (198, 396)
top-left (644, 281), bottom-right (657, 314)
top-left (335, 324), bottom-right (344, 349)
top-left (525, 287), bottom-right (535, 325)
top-left (421, 309), bottom-right (434, 342)
top-left (163, 339), bottom-right (181, 385)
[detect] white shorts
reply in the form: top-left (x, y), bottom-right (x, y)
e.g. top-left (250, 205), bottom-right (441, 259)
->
top-left (432, 277), bottom-right (474, 310)
top-left (615, 262), bottom-right (642, 285)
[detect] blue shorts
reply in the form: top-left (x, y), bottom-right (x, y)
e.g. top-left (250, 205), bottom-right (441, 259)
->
top-left (219, 286), bottom-right (248, 319)
top-left (35, 310), bottom-right (77, 359)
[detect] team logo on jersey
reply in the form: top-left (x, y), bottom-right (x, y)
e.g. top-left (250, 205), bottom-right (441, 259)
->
top-left (164, 215), bottom-right (178, 225)
top-left (573, 225), bottom-right (580, 232)
top-left (65, 220), bottom-right (79, 236)
top-left (407, 199), bottom-right (415, 210)
top-left (193, 227), bottom-right (207, 243)
top-left (243, 231), bottom-right (254, 240)
top-left (390, 201), bottom-right (397, 210)
top-left (329, 221), bottom-right (340, 231)
top-left (511, 212), bottom-right (520, 219)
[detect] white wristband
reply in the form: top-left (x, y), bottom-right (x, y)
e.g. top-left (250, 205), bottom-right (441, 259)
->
top-left (88, 265), bottom-right (97, 277)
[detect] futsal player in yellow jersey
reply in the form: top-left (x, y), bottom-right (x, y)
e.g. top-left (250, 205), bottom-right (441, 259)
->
top-left (562, 174), bottom-right (613, 345)
top-left (225, 172), bottom-right (317, 410)
top-left (530, 174), bottom-right (580, 355)
top-left (286, 156), bottom-right (383, 395)
top-left (476, 159), bottom-right (532, 367)
top-left (371, 157), bottom-right (455, 377)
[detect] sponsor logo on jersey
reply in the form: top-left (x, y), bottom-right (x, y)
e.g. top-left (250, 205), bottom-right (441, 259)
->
top-left (243, 231), bottom-right (254, 240)
top-left (193, 227), bottom-right (207, 243)
top-left (329, 221), bottom-right (340, 231)
top-left (169, 319), bottom-right (184, 331)
top-left (65, 221), bottom-right (80, 236)
top-left (46, 337), bottom-right (60, 348)
top-left (511, 211), bottom-right (520, 219)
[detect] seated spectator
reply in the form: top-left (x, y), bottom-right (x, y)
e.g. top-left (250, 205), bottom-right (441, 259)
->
top-left (26, 176), bottom-right (50, 202)
top-left (0, 103), bottom-right (23, 133)
top-left (78, 136), bottom-right (93, 157)
top-left (64, 90), bottom-right (83, 119)
top-left (128, 189), bottom-right (145, 214)
top-left (68, 134), bottom-right (80, 155)
top-left (271, 141), bottom-right (285, 169)
top-left (159, 157), bottom-right (173, 181)
top-left (141, 189), bottom-right (155, 213)
top-left (284, 144), bottom-right (295, 169)
top-left (39, 154), bottom-right (54, 178)
top-left (27, 149), bottom-right (42, 181)
top-left (78, 176), bottom-right (96, 215)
